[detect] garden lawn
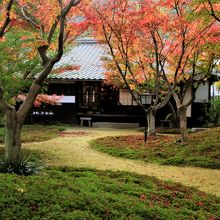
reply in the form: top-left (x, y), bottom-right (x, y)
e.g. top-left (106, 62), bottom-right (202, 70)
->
top-left (91, 127), bottom-right (220, 169)
top-left (0, 124), bottom-right (67, 143)
top-left (0, 167), bottom-right (220, 219)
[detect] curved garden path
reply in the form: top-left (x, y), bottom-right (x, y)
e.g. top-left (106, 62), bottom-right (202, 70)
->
top-left (24, 127), bottom-right (220, 197)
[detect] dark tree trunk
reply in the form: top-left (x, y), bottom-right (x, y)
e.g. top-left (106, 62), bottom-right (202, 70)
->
top-left (179, 106), bottom-right (188, 142)
top-left (4, 109), bottom-right (22, 166)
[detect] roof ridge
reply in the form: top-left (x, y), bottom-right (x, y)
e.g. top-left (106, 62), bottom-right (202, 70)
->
top-left (76, 38), bottom-right (98, 44)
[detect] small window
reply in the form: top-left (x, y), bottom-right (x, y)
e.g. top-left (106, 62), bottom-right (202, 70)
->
top-left (82, 85), bottom-right (96, 107)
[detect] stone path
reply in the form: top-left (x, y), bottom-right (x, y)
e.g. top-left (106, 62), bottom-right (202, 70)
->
top-left (25, 127), bottom-right (220, 197)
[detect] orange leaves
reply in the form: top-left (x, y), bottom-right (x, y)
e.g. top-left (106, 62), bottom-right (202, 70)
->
top-left (16, 0), bottom-right (60, 32)
top-left (90, 0), bottom-right (219, 98)
top-left (52, 65), bottom-right (81, 74)
top-left (0, 0), bottom-right (90, 66)
top-left (1, 0), bottom-right (86, 52)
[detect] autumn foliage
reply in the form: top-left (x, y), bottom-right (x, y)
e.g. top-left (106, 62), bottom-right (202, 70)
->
top-left (88, 0), bottom-right (220, 140)
top-left (51, 65), bottom-right (81, 74)
top-left (17, 94), bottom-right (62, 107)
top-left (90, 0), bottom-right (219, 91)
top-left (0, 0), bottom-right (87, 59)
top-left (0, 0), bottom-right (84, 166)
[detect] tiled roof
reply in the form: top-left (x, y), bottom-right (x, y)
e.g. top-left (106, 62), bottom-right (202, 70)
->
top-left (49, 38), bottom-right (106, 81)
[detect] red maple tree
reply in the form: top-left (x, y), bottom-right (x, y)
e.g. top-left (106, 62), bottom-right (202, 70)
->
top-left (89, 0), bottom-right (219, 141)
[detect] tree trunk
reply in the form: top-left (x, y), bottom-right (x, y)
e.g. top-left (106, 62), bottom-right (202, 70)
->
top-left (168, 101), bottom-right (178, 127)
top-left (147, 108), bottom-right (156, 136)
top-left (179, 106), bottom-right (188, 142)
top-left (4, 109), bottom-right (22, 166)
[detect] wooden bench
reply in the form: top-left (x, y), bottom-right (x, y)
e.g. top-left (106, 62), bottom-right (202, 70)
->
top-left (160, 120), bottom-right (173, 128)
top-left (80, 117), bottom-right (92, 127)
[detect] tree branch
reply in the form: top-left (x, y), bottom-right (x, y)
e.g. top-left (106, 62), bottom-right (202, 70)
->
top-left (18, 4), bottom-right (40, 29)
top-left (207, 0), bottom-right (220, 22)
top-left (37, 46), bottom-right (50, 66)
top-left (17, 0), bottom-right (81, 122)
top-left (102, 24), bottom-right (142, 107)
top-left (47, 16), bottom-right (60, 45)
top-left (0, 0), bottom-right (14, 38)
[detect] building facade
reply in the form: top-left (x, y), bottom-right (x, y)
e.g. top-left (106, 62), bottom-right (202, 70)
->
top-left (30, 38), bottom-right (214, 127)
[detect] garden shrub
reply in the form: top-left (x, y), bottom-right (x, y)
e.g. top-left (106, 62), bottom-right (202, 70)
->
top-left (0, 159), bottom-right (41, 176)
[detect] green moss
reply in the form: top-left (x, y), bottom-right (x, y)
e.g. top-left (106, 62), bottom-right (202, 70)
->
top-left (91, 127), bottom-right (220, 169)
top-left (0, 168), bottom-right (219, 219)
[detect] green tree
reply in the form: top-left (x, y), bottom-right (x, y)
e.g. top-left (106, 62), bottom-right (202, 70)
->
top-left (0, 0), bottom-right (81, 168)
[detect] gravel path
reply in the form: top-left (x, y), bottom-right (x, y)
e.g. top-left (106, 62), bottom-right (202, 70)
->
top-left (25, 127), bottom-right (220, 196)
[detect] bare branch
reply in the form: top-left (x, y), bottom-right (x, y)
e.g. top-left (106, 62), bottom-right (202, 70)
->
top-left (18, 4), bottom-right (40, 29)
top-left (38, 16), bottom-right (60, 65)
top-left (0, 0), bottom-right (14, 38)
top-left (47, 16), bottom-right (60, 44)
top-left (207, 0), bottom-right (220, 22)
top-left (151, 29), bottom-right (161, 107)
top-left (62, 0), bottom-right (81, 16)
top-left (52, 0), bottom-right (81, 63)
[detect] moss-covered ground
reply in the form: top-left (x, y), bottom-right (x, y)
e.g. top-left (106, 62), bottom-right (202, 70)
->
top-left (1, 167), bottom-right (220, 219)
top-left (91, 127), bottom-right (220, 169)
